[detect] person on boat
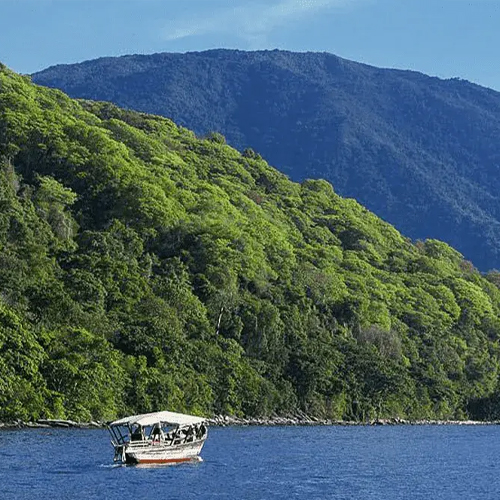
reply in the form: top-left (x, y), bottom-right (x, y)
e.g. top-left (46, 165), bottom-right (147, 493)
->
top-left (151, 423), bottom-right (164, 442)
top-left (185, 425), bottom-right (195, 442)
top-left (131, 424), bottom-right (144, 441)
top-left (196, 423), bottom-right (207, 439)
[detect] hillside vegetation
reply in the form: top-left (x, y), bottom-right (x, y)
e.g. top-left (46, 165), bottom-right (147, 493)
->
top-left (33, 49), bottom-right (500, 271)
top-left (2, 64), bottom-right (500, 422)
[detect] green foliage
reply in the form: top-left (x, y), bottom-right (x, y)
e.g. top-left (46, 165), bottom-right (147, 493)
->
top-left (40, 327), bottom-right (126, 420)
top-left (206, 131), bottom-right (226, 144)
top-left (0, 304), bottom-right (46, 420)
top-left (31, 49), bottom-right (500, 271)
top-left (2, 64), bottom-right (500, 421)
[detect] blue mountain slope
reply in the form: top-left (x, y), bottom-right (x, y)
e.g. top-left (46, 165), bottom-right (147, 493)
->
top-left (33, 49), bottom-right (500, 271)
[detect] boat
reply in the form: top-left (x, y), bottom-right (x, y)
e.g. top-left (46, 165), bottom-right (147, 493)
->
top-left (108, 410), bottom-right (208, 465)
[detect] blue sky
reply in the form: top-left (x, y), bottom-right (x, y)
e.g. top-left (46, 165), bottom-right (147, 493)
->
top-left (1, 0), bottom-right (499, 90)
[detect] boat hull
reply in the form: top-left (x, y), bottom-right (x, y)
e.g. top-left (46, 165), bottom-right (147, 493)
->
top-left (124, 439), bottom-right (205, 465)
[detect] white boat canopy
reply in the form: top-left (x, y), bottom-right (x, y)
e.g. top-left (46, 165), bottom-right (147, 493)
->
top-left (110, 411), bottom-right (206, 428)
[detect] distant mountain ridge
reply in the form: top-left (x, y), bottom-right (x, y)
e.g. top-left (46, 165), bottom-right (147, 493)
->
top-left (33, 49), bottom-right (500, 271)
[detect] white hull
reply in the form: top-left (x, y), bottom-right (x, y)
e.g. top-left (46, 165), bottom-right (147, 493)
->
top-left (123, 439), bottom-right (206, 464)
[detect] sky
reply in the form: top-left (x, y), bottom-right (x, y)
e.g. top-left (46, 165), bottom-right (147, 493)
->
top-left (0, 0), bottom-right (499, 90)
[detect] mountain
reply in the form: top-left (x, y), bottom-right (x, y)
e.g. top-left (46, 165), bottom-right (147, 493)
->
top-left (32, 49), bottom-right (500, 272)
top-left (3, 62), bottom-right (500, 422)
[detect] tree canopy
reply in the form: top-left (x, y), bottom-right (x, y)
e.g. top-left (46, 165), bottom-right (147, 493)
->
top-left (2, 65), bottom-right (500, 422)
top-left (32, 49), bottom-right (500, 271)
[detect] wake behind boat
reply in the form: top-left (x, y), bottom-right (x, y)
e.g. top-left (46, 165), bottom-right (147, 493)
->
top-left (108, 410), bottom-right (208, 465)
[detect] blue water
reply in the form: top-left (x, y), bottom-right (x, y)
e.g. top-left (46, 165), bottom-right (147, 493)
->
top-left (1, 425), bottom-right (499, 499)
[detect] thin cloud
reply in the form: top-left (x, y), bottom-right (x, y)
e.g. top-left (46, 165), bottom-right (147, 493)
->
top-left (161, 0), bottom-right (362, 46)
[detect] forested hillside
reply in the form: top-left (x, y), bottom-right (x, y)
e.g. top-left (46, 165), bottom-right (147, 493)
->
top-left (33, 49), bottom-right (500, 271)
top-left (2, 63), bottom-right (500, 423)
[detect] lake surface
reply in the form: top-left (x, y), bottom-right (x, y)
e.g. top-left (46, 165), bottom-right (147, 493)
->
top-left (1, 425), bottom-right (499, 499)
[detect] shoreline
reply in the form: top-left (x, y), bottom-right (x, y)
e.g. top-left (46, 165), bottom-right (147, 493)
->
top-left (207, 415), bottom-right (500, 427)
top-left (1, 416), bottom-right (500, 430)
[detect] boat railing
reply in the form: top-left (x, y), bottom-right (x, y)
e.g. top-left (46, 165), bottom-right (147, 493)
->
top-left (109, 421), bottom-right (207, 449)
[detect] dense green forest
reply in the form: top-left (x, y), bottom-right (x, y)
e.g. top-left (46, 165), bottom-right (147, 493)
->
top-left (33, 49), bottom-right (500, 271)
top-left (2, 63), bottom-right (500, 423)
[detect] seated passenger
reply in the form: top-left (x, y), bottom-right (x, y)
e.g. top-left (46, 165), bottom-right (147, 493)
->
top-left (197, 423), bottom-right (207, 439)
top-left (131, 425), bottom-right (144, 441)
top-left (185, 426), bottom-right (195, 442)
top-left (151, 424), bottom-right (163, 442)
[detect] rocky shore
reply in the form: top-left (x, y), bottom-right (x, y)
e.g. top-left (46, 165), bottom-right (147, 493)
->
top-left (0, 419), bottom-right (105, 430)
top-left (206, 415), bottom-right (500, 426)
top-left (1, 415), bottom-right (500, 430)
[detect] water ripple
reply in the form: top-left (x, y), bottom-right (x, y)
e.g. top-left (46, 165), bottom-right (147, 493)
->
top-left (1, 426), bottom-right (499, 499)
